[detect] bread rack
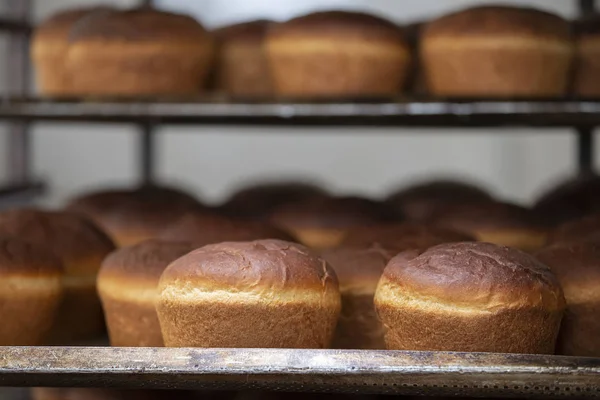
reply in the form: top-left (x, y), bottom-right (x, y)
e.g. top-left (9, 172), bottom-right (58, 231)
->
top-left (0, 0), bottom-right (599, 398)
top-left (0, 347), bottom-right (598, 398)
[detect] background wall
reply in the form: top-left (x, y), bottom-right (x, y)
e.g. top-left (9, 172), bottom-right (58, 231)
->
top-left (30, 0), bottom-right (590, 207)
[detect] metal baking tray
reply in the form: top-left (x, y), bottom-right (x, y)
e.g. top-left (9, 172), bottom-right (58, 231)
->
top-left (0, 347), bottom-right (598, 398)
top-left (3, 97), bottom-right (600, 126)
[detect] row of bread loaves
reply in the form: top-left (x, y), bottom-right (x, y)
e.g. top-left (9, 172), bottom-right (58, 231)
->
top-left (32, 4), bottom-right (600, 99)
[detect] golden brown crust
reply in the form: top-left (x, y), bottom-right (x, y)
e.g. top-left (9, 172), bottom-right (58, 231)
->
top-left (269, 196), bottom-right (390, 230)
top-left (266, 11), bottom-right (410, 98)
top-left (382, 242), bottom-right (563, 308)
top-left (214, 20), bottom-right (272, 44)
top-left (423, 6), bottom-right (571, 41)
top-left (0, 236), bottom-right (63, 345)
top-left (100, 239), bottom-right (193, 281)
top-left (341, 222), bottom-right (474, 250)
top-left (98, 240), bottom-right (194, 346)
top-left (549, 212), bottom-right (600, 244)
top-left (68, 8), bottom-right (209, 43)
top-left (432, 201), bottom-right (546, 231)
top-left (31, 388), bottom-right (168, 400)
top-left (0, 209), bottom-right (114, 276)
top-left (67, 186), bottom-right (201, 247)
top-left (159, 213), bottom-right (296, 246)
top-left (536, 242), bottom-right (600, 356)
top-left (385, 179), bottom-right (493, 222)
top-left (321, 245), bottom-right (394, 349)
top-left (0, 209), bottom-right (114, 343)
top-left (160, 239), bottom-right (337, 293)
top-left (33, 7), bottom-right (111, 42)
top-left (157, 239), bottom-right (341, 348)
top-left (375, 242), bottom-right (565, 353)
top-left (220, 181), bottom-right (326, 219)
top-left (269, 11), bottom-right (406, 44)
top-left (0, 236), bottom-right (63, 276)
top-left (533, 174), bottom-right (600, 226)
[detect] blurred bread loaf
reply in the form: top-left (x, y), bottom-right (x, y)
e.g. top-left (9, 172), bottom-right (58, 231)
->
top-left (0, 209), bottom-right (115, 343)
top-left (213, 20), bottom-right (272, 97)
top-left (33, 7), bottom-right (213, 97)
top-left (0, 237), bottom-right (63, 345)
top-left (536, 242), bottom-right (600, 356)
top-left (375, 242), bottom-right (565, 353)
top-left (385, 179), bottom-right (493, 222)
top-left (97, 240), bottom-right (193, 347)
top-left (160, 213), bottom-right (295, 246)
top-left (66, 185), bottom-right (201, 247)
top-left (321, 245), bottom-right (395, 349)
top-left (157, 239), bottom-right (341, 348)
top-left (421, 6), bottom-right (573, 97)
top-left (269, 196), bottom-right (391, 248)
top-left (431, 201), bottom-right (548, 251)
top-left (266, 11), bottom-right (410, 98)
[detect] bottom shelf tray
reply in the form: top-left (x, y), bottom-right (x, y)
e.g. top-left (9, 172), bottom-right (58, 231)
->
top-left (0, 347), bottom-right (598, 398)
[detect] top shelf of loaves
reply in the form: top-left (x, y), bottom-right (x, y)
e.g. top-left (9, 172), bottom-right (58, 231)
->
top-left (21, 4), bottom-right (600, 126)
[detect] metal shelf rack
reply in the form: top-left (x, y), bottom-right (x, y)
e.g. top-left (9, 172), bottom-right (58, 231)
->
top-left (0, 0), bottom-right (599, 397)
top-left (0, 347), bottom-right (598, 398)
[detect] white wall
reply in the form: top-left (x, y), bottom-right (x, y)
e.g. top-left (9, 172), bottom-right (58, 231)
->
top-left (31, 0), bottom-right (589, 207)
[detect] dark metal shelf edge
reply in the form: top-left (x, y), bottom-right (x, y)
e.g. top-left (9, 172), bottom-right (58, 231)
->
top-left (2, 100), bottom-right (600, 126)
top-left (0, 19), bottom-right (30, 33)
top-left (0, 348), bottom-right (598, 397)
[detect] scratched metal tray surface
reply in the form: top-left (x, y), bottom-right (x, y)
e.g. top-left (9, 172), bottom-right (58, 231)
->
top-left (3, 97), bottom-right (600, 126)
top-left (0, 347), bottom-right (598, 398)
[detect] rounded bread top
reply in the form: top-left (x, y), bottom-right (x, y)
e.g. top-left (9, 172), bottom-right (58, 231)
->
top-left (550, 212), bottom-right (600, 244)
top-left (423, 6), bottom-right (571, 42)
top-left (214, 20), bottom-right (272, 44)
top-left (380, 242), bottom-right (564, 311)
top-left (268, 10), bottom-right (406, 45)
top-left (67, 186), bottom-right (201, 237)
top-left (342, 222), bottom-right (473, 249)
top-left (100, 239), bottom-right (193, 282)
top-left (0, 235), bottom-right (63, 277)
top-left (269, 196), bottom-right (392, 230)
top-left (159, 239), bottom-right (339, 301)
top-left (431, 201), bottom-right (546, 233)
top-left (536, 242), bottom-right (600, 302)
top-left (221, 180), bottom-right (326, 218)
top-left (160, 213), bottom-right (295, 245)
top-left (0, 209), bottom-right (114, 276)
top-left (67, 7), bottom-right (209, 43)
top-left (34, 7), bottom-right (112, 42)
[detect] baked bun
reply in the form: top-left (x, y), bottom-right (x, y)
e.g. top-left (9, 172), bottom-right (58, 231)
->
top-left (375, 242), bottom-right (565, 353)
top-left (31, 7), bottom-right (110, 96)
top-left (574, 15), bottom-right (600, 96)
top-left (266, 11), bottom-right (410, 98)
top-left (97, 240), bottom-right (193, 347)
top-left (549, 212), bottom-right (600, 245)
top-left (159, 213), bottom-right (295, 246)
top-left (321, 245), bottom-right (396, 349)
top-left (157, 239), bottom-right (341, 348)
top-left (385, 179), bottom-right (493, 221)
top-left (220, 180), bottom-right (326, 219)
top-left (0, 209), bottom-right (115, 343)
top-left (536, 242), bottom-right (600, 356)
top-left (33, 7), bottom-right (213, 97)
top-left (533, 174), bottom-right (600, 226)
top-left (421, 6), bottom-right (573, 97)
top-left (0, 237), bottom-right (63, 345)
top-left (342, 222), bottom-right (474, 249)
top-left (213, 20), bottom-right (272, 97)
top-left (66, 185), bottom-right (201, 247)
top-left (431, 201), bottom-right (548, 251)
top-left (269, 196), bottom-right (392, 249)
